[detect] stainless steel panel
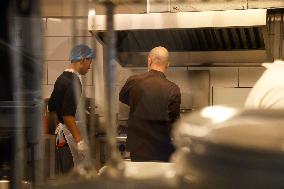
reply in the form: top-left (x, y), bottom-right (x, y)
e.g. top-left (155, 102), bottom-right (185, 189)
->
top-left (89, 10), bottom-right (267, 31)
top-left (166, 69), bottom-right (210, 110)
top-left (170, 0), bottom-right (246, 12)
top-left (212, 87), bottom-right (251, 107)
top-left (100, 24), bottom-right (270, 66)
top-left (209, 67), bottom-right (238, 87)
top-left (239, 67), bottom-right (265, 87)
top-left (117, 50), bottom-right (272, 67)
top-left (248, 0), bottom-right (284, 9)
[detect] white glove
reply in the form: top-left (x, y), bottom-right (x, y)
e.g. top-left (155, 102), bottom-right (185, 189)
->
top-left (76, 140), bottom-right (88, 158)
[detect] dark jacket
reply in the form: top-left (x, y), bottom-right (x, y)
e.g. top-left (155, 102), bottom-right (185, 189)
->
top-left (119, 69), bottom-right (181, 161)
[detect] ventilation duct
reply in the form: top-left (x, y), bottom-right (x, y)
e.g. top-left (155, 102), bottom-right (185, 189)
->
top-left (89, 9), bottom-right (272, 66)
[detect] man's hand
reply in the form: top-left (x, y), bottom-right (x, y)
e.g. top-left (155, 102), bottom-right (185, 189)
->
top-left (77, 140), bottom-right (88, 158)
top-left (63, 116), bottom-right (88, 159)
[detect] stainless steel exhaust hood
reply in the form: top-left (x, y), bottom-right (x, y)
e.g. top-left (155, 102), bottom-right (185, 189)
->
top-left (89, 9), bottom-right (272, 66)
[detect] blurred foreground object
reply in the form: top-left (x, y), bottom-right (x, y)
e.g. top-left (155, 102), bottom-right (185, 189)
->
top-left (245, 59), bottom-right (284, 109)
top-left (173, 106), bottom-right (284, 189)
top-left (0, 0), bottom-right (44, 188)
top-left (46, 161), bottom-right (177, 189)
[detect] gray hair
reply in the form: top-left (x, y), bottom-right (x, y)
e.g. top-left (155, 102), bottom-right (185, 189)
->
top-left (148, 46), bottom-right (169, 66)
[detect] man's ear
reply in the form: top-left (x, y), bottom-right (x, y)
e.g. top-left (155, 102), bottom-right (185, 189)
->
top-left (80, 58), bottom-right (85, 65)
top-left (148, 57), bottom-right (152, 67)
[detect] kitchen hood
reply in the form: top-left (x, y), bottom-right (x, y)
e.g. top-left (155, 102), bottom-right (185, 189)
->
top-left (89, 9), bottom-right (272, 66)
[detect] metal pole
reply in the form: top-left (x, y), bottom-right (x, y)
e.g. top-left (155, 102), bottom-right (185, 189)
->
top-left (103, 0), bottom-right (124, 175)
top-left (9, 1), bottom-right (24, 189)
top-left (10, 0), bottom-right (44, 188)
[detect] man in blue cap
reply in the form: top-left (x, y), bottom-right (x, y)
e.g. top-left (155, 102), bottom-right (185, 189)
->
top-left (48, 44), bottom-right (95, 173)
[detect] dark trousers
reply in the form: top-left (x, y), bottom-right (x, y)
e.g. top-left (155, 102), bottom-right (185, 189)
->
top-left (56, 144), bottom-right (74, 174)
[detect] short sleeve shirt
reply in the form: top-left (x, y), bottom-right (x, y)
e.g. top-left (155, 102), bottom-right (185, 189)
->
top-left (48, 71), bottom-right (82, 123)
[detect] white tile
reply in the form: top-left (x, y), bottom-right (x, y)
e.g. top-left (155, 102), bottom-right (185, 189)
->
top-left (45, 18), bottom-right (91, 37)
top-left (46, 18), bottom-right (71, 36)
top-left (41, 0), bottom-right (64, 16)
top-left (42, 85), bottom-right (54, 99)
top-left (44, 37), bottom-right (70, 60)
top-left (43, 0), bottom-right (145, 16)
top-left (47, 61), bottom-right (68, 84)
top-left (210, 67), bottom-right (238, 87)
top-left (62, 0), bottom-right (90, 17)
top-left (62, 0), bottom-right (134, 16)
top-left (213, 87), bottom-right (252, 108)
top-left (44, 36), bottom-right (94, 61)
top-left (117, 67), bottom-right (146, 86)
top-left (72, 37), bottom-right (94, 47)
top-left (239, 67), bottom-right (265, 87)
top-left (74, 19), bottom-right (92, 36)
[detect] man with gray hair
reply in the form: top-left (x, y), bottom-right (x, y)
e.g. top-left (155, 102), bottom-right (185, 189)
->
top-left (119, 46), bottom-right (181, 162)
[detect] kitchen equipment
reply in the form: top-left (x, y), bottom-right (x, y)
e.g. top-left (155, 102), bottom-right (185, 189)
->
top-left (173, 106), bottom-right (284, 189)
top-left (0, 180), bottom-right (31, 189)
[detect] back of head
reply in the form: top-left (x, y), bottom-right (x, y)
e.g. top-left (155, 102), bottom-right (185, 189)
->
top-left (69, 44), bottom-right (95, 63)
top-left (148, 46), bottom-right (169, 68)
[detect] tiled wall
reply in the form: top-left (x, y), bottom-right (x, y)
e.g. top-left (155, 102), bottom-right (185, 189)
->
top-left (189, 66), bottom-right (265, 108)
top-left (42, 17), bottom-right (266, 108)
top-left (42, 18), bottom-right (95, 99)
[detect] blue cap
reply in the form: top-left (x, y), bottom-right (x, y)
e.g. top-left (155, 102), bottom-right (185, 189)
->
top-left (69, 44), bottom-right (95, 62)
